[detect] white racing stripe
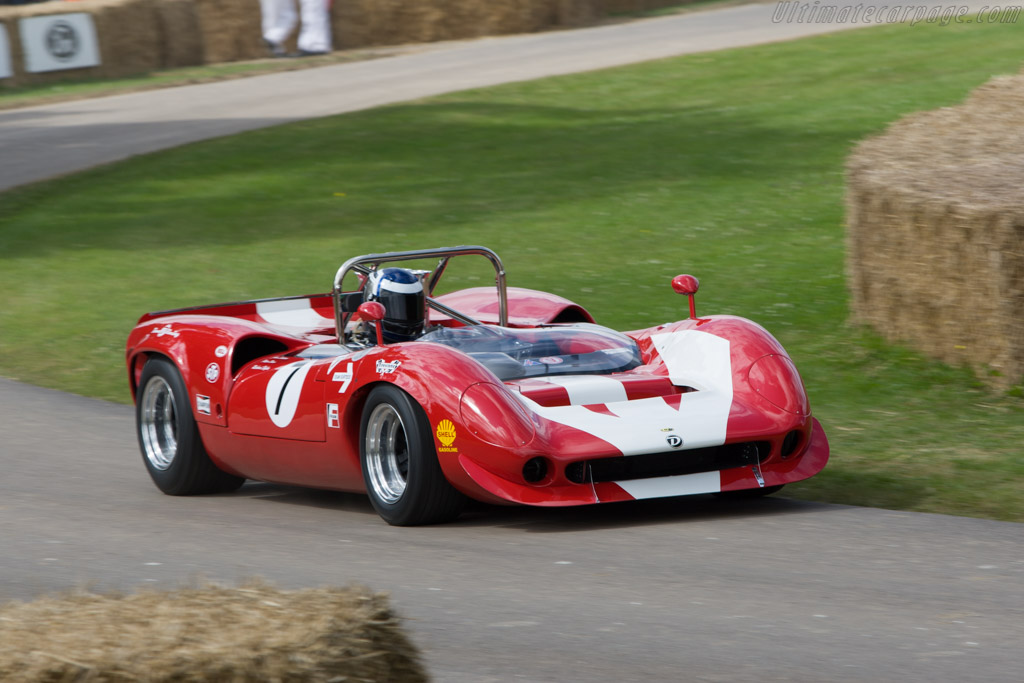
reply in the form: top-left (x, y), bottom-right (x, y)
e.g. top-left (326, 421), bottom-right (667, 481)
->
top-left (518, 330), bottom-right (733, 456)
top-left (541, 375), bottom-right (628, 405)
top-left (615, 471), bottom-right (721, 499)
top-left (651, 329), bottom-right (733, 394)
top-left (256, 299), bottom-right (332, 328)
top-left (377, 279), bottom-right (422, 294)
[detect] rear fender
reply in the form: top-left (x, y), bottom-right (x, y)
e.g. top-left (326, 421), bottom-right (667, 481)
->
top-left (434, 286), bottom-right (594, 326)
top-left (126, 315), bottom-right (306, 426)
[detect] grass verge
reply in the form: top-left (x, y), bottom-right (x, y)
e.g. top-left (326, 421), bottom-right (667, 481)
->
top-left (1, 18), bottom-right (1022, 520)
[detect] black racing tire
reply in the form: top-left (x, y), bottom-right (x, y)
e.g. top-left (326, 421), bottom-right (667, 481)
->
top-left (135, 357), bottom-right (244, 496)
top-left (714, 484), bottom-right (784, 499)
top-left (359, 384), bottom-right (466, 526)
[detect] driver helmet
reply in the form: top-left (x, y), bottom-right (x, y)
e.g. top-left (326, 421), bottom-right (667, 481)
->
top-left (363, 267), bottom-right (426, 342)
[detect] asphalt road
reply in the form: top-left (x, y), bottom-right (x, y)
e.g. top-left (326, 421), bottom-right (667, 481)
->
top-left (2, 2), bottom-right (1022, 681)
top-left (2, 378), bottom-right (1022, 682)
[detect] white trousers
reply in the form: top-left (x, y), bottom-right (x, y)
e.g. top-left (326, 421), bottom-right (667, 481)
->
top-left (260, 0), bottom-right (332, 53)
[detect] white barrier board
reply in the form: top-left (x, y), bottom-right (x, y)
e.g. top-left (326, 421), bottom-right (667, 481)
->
top-left (0, 24), bottom-right (12, 79)
top-left (19, 13), bottom-right (100, 74)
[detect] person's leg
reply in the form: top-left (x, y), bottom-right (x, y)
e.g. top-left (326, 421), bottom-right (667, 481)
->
top-left (296, 0), bottom-right (332, 54)
top-left (261, 0), bottom-right (298, 55)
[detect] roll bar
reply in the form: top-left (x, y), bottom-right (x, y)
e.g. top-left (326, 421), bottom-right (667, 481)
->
top-left (332, 245), bottom-right (508, 341)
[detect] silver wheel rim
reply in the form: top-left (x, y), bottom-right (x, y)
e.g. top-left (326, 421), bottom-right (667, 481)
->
top-left (365, 402), bottom-right (410, 504)
top-left (140, 375), bottom-right (178, 471)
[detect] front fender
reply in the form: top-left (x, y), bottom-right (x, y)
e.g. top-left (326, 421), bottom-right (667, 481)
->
top-left (340, 341), bottom-right (542, 502)
top-left (630, 315), bottom-right (813, 443)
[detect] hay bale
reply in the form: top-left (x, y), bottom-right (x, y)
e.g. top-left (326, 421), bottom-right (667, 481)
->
top-left (1, 0), bottom-right (701, 83)
top-left (0, 0), bottom-right (162, 85)
top-left (0, 582), bottom-right (429, 682)
top-left (92, 0), bottom-right (163, 77)
top-left (0, 11), bottom-right (25, 88)
top-left (603, 0), bottom-right (697, 13)
top-left (333, 0), bottom-right (569, 50)
top-left (846, 74), bottom-right (1024, 390)
top-left (557, 0), bottom-right (606, 27)
top-left (194, 0), bottom-right (264, 63)
top-left (155, 0), bottom-right (205, 67)
top-left (329, 1), bottom-right (703, 51)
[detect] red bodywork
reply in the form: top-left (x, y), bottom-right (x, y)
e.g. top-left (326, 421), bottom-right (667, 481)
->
top-left (126, 284), bottom-right (828, 507)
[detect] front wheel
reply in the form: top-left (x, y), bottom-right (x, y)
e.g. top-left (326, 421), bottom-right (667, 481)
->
top-left (136, 357), bottom-right (244, 495)
top-left (360, 384), bottom-right (465, 525)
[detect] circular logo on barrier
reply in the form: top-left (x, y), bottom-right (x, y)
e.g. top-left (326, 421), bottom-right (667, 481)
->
top-left (46, 22), bottom-right (80, 62)
top-left (666, 434), bottom-right (683, 449)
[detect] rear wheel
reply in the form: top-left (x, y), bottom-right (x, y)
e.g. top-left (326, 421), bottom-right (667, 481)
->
top-left (136, 357), bottom-right (244, 495)
top-left (360, 384), bottom-right (465, 525)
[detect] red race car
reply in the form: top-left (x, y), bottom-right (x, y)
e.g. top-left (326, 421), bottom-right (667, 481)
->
top-left (126, 246), bottom-right (828, 525)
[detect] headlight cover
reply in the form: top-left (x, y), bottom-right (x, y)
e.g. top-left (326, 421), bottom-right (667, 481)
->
top-left (747, 354), bottom-right (810, 416)
top-left (459, 382), bottom-right (536, 448)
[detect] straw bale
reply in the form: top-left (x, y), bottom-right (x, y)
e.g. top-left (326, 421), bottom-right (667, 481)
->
top-left (329, 1), bottom-right (703, 51)
top-left (846, 75), bottom-right (1024, 389)
top-left (338, 1), bottom-right (488, 48)
top-left (194, 0), bottom-right (264, 63)
top-left (0, 582), bottom-right (429, 682)
top-left (92, 0), bottom-right (163, 77)
top-left (333, 0), bottom-right (584, 50)
top-left (603, 0), bottom-right (697, 12)
top-left (155, 0), bottom-right (205, 67)
top-left (556, 0), bottom-right (606, 26)
top-left (0, 0), bottom-right (163, 85)
top-left (0, 13), bottom-right (24, 88)
top-left (1, 0), bottom-right (705, 84)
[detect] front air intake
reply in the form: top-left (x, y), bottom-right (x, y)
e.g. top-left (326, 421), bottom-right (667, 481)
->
top-left (523, 457), bottom-right (549, 483)
top-left (565, 441), bottom-right (770, 484)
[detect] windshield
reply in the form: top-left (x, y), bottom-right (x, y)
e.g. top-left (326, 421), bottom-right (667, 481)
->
top-left (419, 323), bottom-right (642, 381)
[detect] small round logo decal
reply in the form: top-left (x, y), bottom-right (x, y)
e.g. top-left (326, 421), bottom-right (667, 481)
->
top-left (215, 345), bottom-right (228, 358)
top-left (46, 22), bottom-right (80, 62)
top-left (666, 434), bottom-right (683, 448)
top-left (205, 363), bottom-right (220, 383)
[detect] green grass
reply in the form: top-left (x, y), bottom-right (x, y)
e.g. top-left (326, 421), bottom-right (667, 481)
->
top-left (2, 18), bottom-right (1022, 521)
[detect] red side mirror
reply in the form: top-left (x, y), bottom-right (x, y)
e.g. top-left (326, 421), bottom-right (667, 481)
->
top-left (357, 301), bottom-right (386, 345)
top-left (671, 274), bottom-right (699, 295)
top-left (671, 274), bottom-right (700, 319)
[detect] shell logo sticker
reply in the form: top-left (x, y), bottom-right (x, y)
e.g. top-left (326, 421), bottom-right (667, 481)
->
top-left (436, 419), bottom-right (457, 453)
